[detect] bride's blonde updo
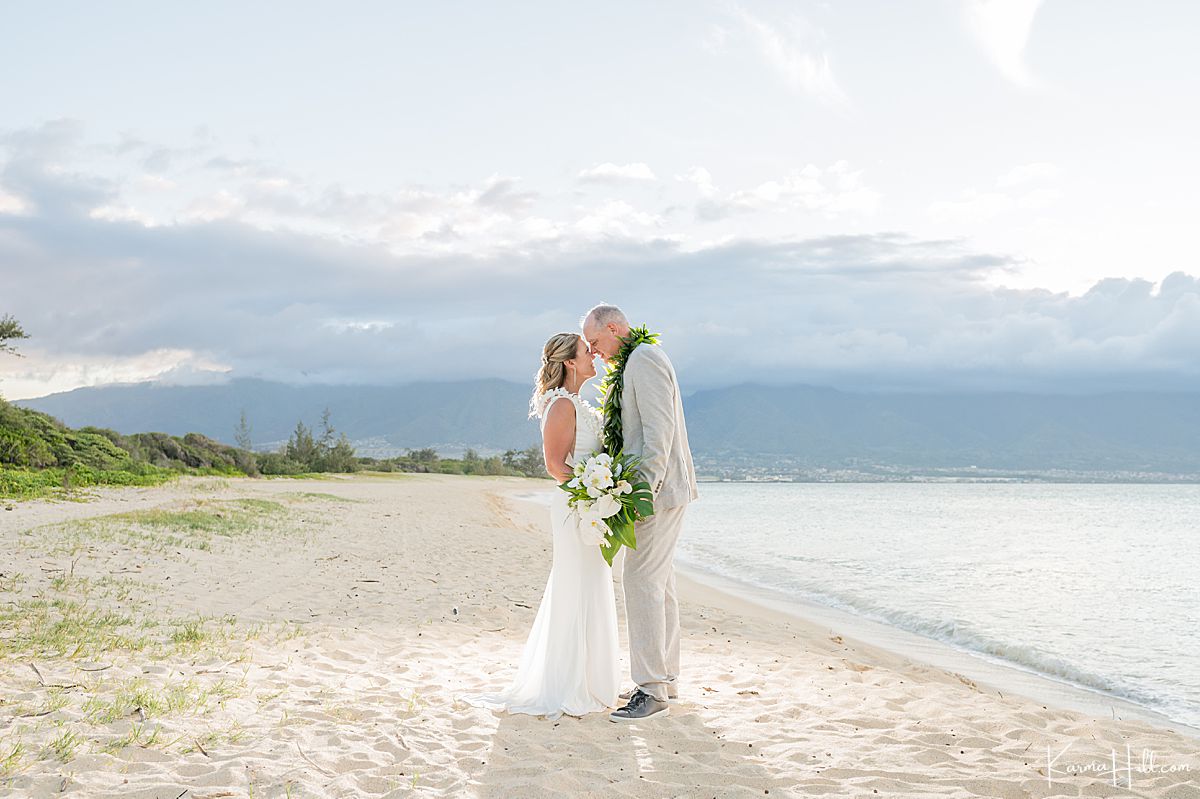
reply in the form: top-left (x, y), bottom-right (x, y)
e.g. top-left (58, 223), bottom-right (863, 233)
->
top-left (529, 332), bottom-right (582, 417)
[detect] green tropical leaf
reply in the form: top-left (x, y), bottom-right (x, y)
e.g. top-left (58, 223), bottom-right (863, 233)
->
top-left (609, 515), bottom-right (637, 549)
top-left (600, 537), bottom-right (620, 566)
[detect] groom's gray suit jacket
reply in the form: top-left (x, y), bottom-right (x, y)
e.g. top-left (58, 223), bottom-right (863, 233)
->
top-left (620, 344), bottom-right (699, 510)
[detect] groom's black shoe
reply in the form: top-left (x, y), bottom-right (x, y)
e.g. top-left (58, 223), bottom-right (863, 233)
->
top-left (619, 685), bottom-right (677, 702)
top-left (610, 689), bottom-right (669, 722)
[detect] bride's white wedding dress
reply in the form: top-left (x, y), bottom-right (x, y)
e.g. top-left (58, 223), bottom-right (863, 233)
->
top-left (463, 387), bottom-right (620, 719)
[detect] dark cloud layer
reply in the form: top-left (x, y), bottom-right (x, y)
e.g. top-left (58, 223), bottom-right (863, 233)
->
top-left (2, 126), bottom-right (1198, 395)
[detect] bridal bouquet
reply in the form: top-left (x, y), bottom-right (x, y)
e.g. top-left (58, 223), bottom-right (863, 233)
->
top-left (560, 451), bottom-right (654, 566)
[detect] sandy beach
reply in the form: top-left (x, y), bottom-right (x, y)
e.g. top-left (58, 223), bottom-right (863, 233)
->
top-left (1, 473), bottom-right (1197, 798)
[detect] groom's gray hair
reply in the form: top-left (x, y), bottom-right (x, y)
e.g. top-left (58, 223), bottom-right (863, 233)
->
top-left (581, 303), bottom-right (628, 329)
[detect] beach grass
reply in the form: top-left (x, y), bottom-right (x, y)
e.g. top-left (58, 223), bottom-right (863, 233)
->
top-left (81, 675), bottom-right (242, 726)
top-left (0, 596), bottom-right (277, 662)
top-left (22, 497), bottom-right (297, 559)
top-left (355, 470), bottom-right (413, 480)
top-left (0, 598), bottom-right (148, 660)
top-left (10, 499), bottom-right (296, 675)
top-left (108, 497), bottom-right (289, 535)
top-left (178, 721), bottom-right (250, 756)
top-left (293, 491), bottom-right (360, 502)
top-left (0, 742), bottom-right (26, 778)
top-left (261, 472), bottom-right (342, 481)
top-left (0, 566), bottom-right (305, 777)
top-left (0, 480), bottom-right (339, 786)
top-left (40, 729), bottom-right (82, 763)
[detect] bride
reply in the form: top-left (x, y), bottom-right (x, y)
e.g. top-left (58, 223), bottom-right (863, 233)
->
top-left (463, 332), bottom-right (620, 719)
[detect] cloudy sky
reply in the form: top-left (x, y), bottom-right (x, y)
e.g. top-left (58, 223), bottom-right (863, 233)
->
top-left (2, 0), bottom-right (1198, 399)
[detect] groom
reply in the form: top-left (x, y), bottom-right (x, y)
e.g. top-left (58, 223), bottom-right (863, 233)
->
top-left (582, 304), bottom-right (699, 722)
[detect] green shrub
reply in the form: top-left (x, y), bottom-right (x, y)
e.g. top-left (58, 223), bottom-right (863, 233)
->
top-left (0, 398), bottom-right (262, 498)
top-left (256, 452), bottom-right (306, 475)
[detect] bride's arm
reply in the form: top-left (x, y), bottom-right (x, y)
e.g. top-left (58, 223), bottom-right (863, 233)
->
top-left (541, 398), bottom-right (577, 483)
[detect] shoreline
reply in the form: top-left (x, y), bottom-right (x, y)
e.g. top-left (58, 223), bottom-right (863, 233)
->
top-left (506, 485), bottom-right (1200, 742)
top-left (673, 562), bottom-right (1200, 742)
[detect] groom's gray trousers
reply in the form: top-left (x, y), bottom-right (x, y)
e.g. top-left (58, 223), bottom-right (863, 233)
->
top-left (621, 503), bottom-right (687, 702)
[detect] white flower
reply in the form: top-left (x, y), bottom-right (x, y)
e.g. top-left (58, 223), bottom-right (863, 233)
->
top-left (567, 476), bottom-right (581, 489)
top-left (586, 462), bottom-right (612, 480)
top-left (578, 511), bottom-right (610, 546)
top-left (583, 466), bottom-right (614, 498)
top-left (574, 499), bottom-right (595, 516)
top-left (582, 454), bottom-right (609, 472)
top-left (613, 480), bottom-right (632, 496)
top-left (593, 493), bottom-right (622, 519)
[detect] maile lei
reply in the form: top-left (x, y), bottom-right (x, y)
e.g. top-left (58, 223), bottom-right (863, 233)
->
top-left (598, 325), bottom-right (660, 456)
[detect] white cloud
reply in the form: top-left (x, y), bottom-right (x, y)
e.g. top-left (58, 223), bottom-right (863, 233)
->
top-left (929, 187), bottom-right (1061, 224)
top-left (576, 162), bottom-right (658, 183)
top-left (321, 318), bottom-right (396, 334)
top-left (930, 162), bottom-right (1062, 224)
top-left (253, 177), bottom-right (292, 192)
top-left (964, 0), bottom-right (1045, 88)
top-left (572, 199), bottom-right (662, 237)
top-left (3, 180), bottom-right (1198, 398)
top-left (0, 185), bottom-right (28, 215)
top-left (473, 174), bottom-right (538, 211)
top-left (697, 161), bottom-right (881, 220)
top-left (998, 161), bottom-right (1060, 187)
top-left (675, 166), bottom-right (717, 198)
top-left (733, 6), bottom-right (848, 106)
top-left (182, 189), bottom-right (246, 223)
top-left (0, 347), bottom-right (230, 400)
top-left (88, 203), bottom-right (158, 225)
top-left (3, 123), bottom-right (1197, 398)
top-left (134, 174), bottom-right (178, 192)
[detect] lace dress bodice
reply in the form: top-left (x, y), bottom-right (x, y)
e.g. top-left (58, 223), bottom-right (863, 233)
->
top-left (535, 387), bottom-right (603, 466)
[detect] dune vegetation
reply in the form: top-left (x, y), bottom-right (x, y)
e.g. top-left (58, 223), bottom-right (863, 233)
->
top-left (0, 314), bottom-right (546, 500)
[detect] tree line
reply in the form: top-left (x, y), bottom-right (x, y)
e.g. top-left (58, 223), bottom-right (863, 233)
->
top-left (234, 407), bottom-right (546, 478)
top-left (0, 313), bottom-right (548, 498)
top-left (367, 444), bottom-right (545, 477)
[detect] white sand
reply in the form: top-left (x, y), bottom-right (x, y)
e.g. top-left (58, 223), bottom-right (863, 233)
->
top-left (1, 473), bottom-right (1196, 798)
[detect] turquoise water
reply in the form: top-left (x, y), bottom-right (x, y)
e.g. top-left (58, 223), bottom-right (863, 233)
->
top-left (679, 482), bottom-right (1200, 728)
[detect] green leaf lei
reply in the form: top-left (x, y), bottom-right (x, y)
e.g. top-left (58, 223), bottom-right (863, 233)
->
top-left (599, 325), bottom-right (660, 456)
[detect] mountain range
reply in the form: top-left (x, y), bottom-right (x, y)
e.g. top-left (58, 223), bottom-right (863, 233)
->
top-left (13, 378), bottom-right (1200, 475)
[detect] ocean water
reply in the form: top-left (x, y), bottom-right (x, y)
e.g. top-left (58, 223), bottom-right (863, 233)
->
top-left (677, 482), bottom-right (1200, 729)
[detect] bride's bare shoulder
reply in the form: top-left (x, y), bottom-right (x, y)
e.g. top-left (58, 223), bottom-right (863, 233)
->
top-left (537, 388), bottom-right (578, 423)
top-left (544, 393), bottom-right (577, 418)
